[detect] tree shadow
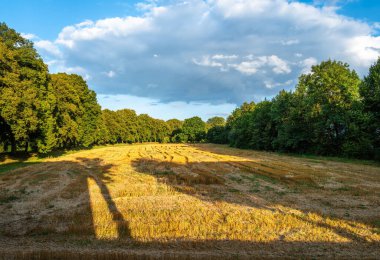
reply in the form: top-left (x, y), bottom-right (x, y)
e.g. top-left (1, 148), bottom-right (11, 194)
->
top-left (0, 157), bottom-right (130, 240)
top-left (0, 153), bottom-right (379, 258)
top-left (130, 157), bottom-right (377, 244)
top-left (76, 157), bottom-right (131, 238)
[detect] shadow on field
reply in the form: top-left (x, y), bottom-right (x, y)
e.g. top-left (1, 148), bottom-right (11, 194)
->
top-left (130, 158), bottom-right (375, 244)
top-left (0, 152), bottom-right (379, 258)
top-left (0, 157), bottom-right (130, 240)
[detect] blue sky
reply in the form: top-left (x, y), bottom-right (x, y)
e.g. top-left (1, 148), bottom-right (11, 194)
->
top-left (1, 0), bottom-right (380, 120)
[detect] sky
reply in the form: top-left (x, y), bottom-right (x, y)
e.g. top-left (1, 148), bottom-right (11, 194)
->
top-left (1, 0), bottom-right (380, 120)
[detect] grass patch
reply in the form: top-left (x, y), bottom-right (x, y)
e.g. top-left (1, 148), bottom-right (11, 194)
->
top-left (278, 152), bottom-right (380, 167)
top-left (229, 175), bottom-right (243, 183)
top-left (243, 173), bottom-right (278, 184)
top-left (154, 170), bottom-right (175, 175)
top-left (0, 195), bottom-right (19, 204)
top-left (0, 161), bottom-right (40, 174)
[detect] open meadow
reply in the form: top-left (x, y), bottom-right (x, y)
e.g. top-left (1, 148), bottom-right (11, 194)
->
top-left (0, 143), bottom-right (380, 259)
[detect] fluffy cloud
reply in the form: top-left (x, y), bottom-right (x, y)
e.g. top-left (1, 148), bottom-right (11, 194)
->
top-left (35, 40), bottom-right (62, 57)
top-left (32, 0), bottom-right (380, 108)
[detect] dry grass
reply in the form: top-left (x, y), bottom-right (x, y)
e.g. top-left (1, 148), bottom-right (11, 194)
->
top-left (0, 143), bottom-right (379, 258)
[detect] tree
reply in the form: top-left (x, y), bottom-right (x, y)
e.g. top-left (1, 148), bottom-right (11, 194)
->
top-left (207, 116), bottom-right (226, 128)
top-left (296, 60), bottom-right (361, 155)
top-left (48, 73), bottom-right (101, 149)
top-left (360, 58), bottom-right (380, 159)
top-left (101, 109), bottom-right (122, 144)
top-left (270, 90), bottom-right (313, 152)
top-left (206, 126), bottom-right (228, 144)
top-left (246, 100), bottom-right (275, 150)
top-left (206, 117), bottom-right (227, 144)
top-left (226, 102), bottom-right (255, 147)
top-left (182, 116), bottom-right (206, 142)
top-left (0, 23), bottom-right (50, 153)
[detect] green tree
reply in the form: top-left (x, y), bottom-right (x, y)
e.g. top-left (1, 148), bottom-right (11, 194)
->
top-left (360, 58), bottom-right (380, 159)
top-left (206, 126), bottom-right (228, 144)
top-left (246, 100), bottom-right (275, 150)
top-left (226, 102), bottom-right (256, 147)
top-left (0, 23), bottom-right (50, 153)
top-left (270, 90), bottom-right (313, 152)
top-left (207, 116), bottom-right (226, 128)
top-left (182, 116), bottom-right (206, 142)
top-left (49, 73), bottom-right (101, 149)
top-left (296, 60), bottom-right (361, 155)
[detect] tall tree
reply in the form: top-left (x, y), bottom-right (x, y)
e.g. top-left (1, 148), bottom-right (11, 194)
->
top-left (360, 58), bottom-right (380, 159)
top-left (227, 102), bottom-right (256, 147)
top-left (0, 23), bottom-right (50, 152)
top-left (296, 60), bottom-right (361, 155)
top-left (48, 73), bottom-right (101, 149)
top-left (182, 116), bottom-right (206, 142)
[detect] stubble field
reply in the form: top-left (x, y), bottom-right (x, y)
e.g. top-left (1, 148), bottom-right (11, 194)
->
top-left (0, 143), bottom-right (379, 259)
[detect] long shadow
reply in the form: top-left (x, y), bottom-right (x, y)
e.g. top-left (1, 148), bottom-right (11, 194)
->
top-left (0, 154), bottom-right (379, 258)
top-left (0, 157), bottom-right (130, 240)
top-left (76, 157), bottom-right (131, 238)
top-left (130, 157), bottom-right (378, 244)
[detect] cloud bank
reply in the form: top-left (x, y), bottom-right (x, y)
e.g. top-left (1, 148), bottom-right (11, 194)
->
top-left (32, 0), bottom-right (380, 118)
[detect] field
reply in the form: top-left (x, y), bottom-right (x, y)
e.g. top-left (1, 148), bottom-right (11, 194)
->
top-left (0, 143), bottom-right (379, 259)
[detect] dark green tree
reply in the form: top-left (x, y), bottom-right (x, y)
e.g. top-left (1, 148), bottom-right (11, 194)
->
top-left (360, 58), bottom-right (380, 159)
top-left (48, 73), bottom-right (101, 149)
top-left (182, 116), bottom-right (206, 142)
top-left (296, 60), bottom-right (361, 155)
top-left (207, 116), bottom-right (226, 128)
top-left (0, 23), bottom-right (50, 153)
top-left (226, 102), bottom-right (255, 147)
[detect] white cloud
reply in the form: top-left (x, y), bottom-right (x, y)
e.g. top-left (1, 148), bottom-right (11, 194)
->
top-left (35, 40), bottom-right (62, 57)
top-left (105, 70), bottom-right (116, 78)
top-left (280, 39), bottom-right (300, 46)
top-left (31, 0), bottom-right (380, 109)
top-left (264, 80), bottom-right (293, 89)
top-left (56, 16), bottom-right (153, 48)
top-left (232, 60), bottom-right (262, 75)
top-left (212, 54), bottom-right (239, 60)
top-left (21, 33), bottom-right (38, 40)
top-left (344, 36), bottom-right (380, 67)
top-left (229, 55), bottom-right (291, 75)
top-left (192, 56), bottom-right (223, 68)
top-left (300, 57), bottom-right (318, 74)
top-left (266, 55), bottom-right (292, 74)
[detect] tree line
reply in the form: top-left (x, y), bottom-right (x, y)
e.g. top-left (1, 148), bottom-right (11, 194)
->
top-left (208, 59), bottom-right (380, 160)
top-left (0, 23), bottom-right (212, 153)
top-left (1, 23), bottom-right (379, 160)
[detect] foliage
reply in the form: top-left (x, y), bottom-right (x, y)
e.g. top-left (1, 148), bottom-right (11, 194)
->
top-left (207, 116), bottom-right (225, 129)
top-left (207, 60), bottom-right (379, 161)
top-left (0, 23), bottom-right (49, 153)
top-left (360, 58), bottom-right (380, 159)
top-left (182, 116), bottom-right (206, 142)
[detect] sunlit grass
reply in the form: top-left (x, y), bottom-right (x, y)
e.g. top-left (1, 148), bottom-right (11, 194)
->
top-left (0, 143), bottom-right (379, 257)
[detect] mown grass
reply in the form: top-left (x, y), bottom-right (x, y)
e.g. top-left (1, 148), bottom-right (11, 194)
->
top-left (278, 152), bottom-right (380, 167)
top-left (0, 143), bottom-right (379, 258)
top-left (0, 161), bottom-right (41, 174)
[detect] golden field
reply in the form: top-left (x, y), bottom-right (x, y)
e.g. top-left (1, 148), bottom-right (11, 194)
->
top-left (0, 143), bottom-right (379, 259)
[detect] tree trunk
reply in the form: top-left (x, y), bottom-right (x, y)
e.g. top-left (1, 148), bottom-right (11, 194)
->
top-left (11, 139), bottom-right (16, 154)
top-left (24, 142), bottom-right (29, 153)
top-left (3, 142), bottom-right (8, 153)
